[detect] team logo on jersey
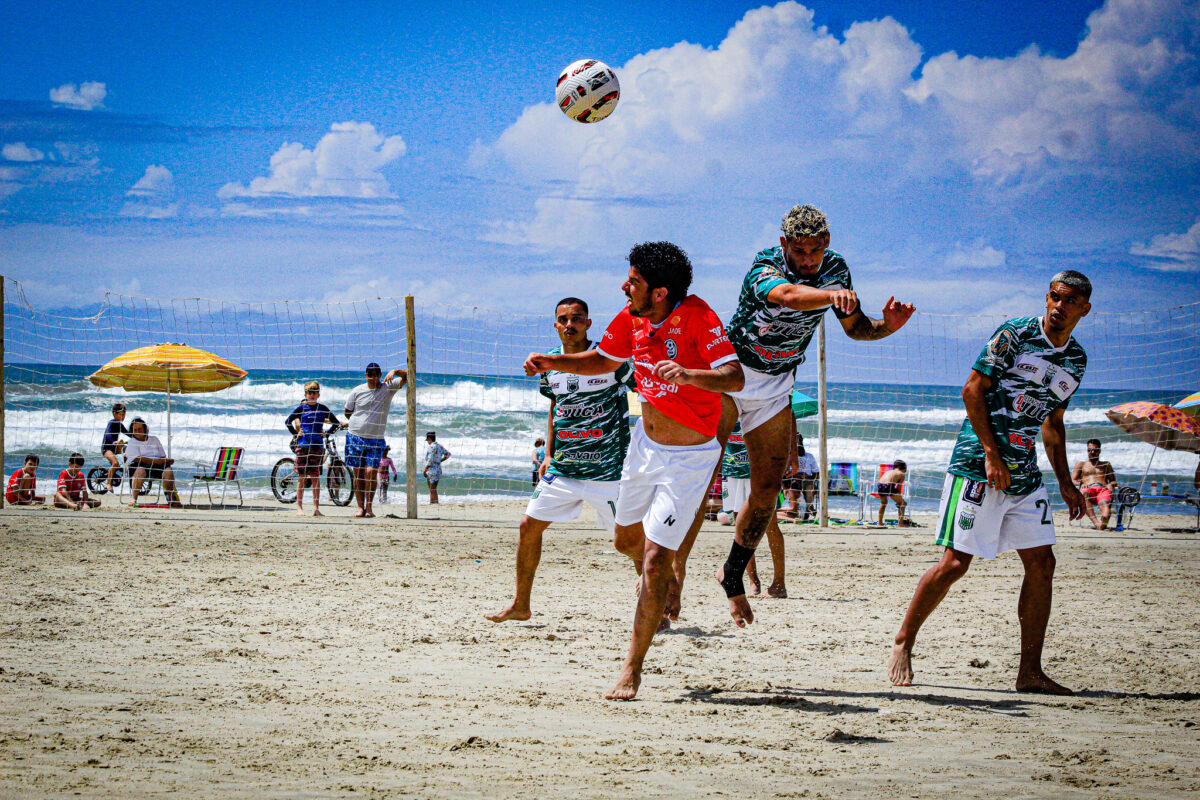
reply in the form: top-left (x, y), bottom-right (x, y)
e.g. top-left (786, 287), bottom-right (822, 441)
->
top-left (671, 315), bottom-right (681, 325)
top-left (665, 339), bottom-right (677, 359)
top-left (988, 329), bottom-right (1016, 362)
top-left (1013, 392), bottom-right (1048, 418)
top-left (962, 479), bottom-right (986, 505)
top-left (958, 509), bottom-right (976, 530)
top-left (567, 376), bottom-right (579, 392)
top-left (709, 326), bottom-right (723, 337)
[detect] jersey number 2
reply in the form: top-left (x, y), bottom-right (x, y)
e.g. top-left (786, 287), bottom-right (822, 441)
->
top-left (1035, 498), bottom-right (1051, 525)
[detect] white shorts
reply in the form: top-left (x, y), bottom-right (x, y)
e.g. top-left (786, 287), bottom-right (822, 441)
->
top-left (615, 419), bottom-right (722, 550)
top-left (525, 474), bottom-right (618, 531)
top-left (934, 473), bottom-right (1056, 559)
top-left (722, 476), bottom-right (750, 515)
top-left (728, 366), bottom-right (793, 433)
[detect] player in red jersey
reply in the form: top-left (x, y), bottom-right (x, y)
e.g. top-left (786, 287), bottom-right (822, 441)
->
top-left (524, 242), bottom-right (744, 700)
top-left (54, 453), bottom-right (100, 510)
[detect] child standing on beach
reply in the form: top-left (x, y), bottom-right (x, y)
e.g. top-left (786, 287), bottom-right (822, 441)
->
top-left (377, 446), bottom-right (398, 504)
top-left (55, 453), bottom-right (101, 510)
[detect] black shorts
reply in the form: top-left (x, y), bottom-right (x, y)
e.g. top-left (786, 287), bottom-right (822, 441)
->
top-left (135, 464), bottom-right (166, 480)
top-left (877, 482), bottom-right (901, 497)
top-left (295, 447), bottom-right (325, 476)
top-left (782, 475), bottom-right (813, 492)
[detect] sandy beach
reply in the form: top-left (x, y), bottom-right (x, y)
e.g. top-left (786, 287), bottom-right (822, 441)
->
top-left (1, 500), bottom-right (1198, 798)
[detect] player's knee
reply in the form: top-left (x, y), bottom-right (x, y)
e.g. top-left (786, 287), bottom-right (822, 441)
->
top-left (940, 553), bottom-right (971, 580)
top-left (1027, 549), bottom-right (1056, 579)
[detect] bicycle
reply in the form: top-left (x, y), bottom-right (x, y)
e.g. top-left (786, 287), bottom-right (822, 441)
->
top-left (270, 427), bottom-right (354, 506)
top-left (87, 460), bottom-right (155, 498)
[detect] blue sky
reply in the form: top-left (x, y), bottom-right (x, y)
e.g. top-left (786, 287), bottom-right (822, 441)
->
top-left (1, 0), bottom-right (1198, 319)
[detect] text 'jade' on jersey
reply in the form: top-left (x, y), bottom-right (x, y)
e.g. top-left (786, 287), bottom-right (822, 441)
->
top-left (538, 344), bottom-right (635, 482)
top-left (726, 246), bottom-right (858, 376)
top-left (947, 316), bottom-right (1088, 496)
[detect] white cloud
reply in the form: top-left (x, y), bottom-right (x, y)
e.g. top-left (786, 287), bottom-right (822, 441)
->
top-left (49, 81), bottom-right (107, 110)
top-left (944, 240), bottom-right (1006, 270)
top-left (477, 0), bottom-right (1200, 255)
top-left (2, 143), bottom-right (45, 162)
top-left (126, 164), bottom-right (174, 197)
top-left (1130, 217), bottom-right (1200, 271)
top-left (218, 122), bottom-right (406, 200)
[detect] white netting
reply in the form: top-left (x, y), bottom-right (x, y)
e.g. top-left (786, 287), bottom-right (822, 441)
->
top-left (4, 277), bottom-right (1198, 518)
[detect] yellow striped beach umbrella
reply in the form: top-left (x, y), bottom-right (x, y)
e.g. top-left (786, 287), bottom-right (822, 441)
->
top-left (88, 343), bottom-right (247, 455)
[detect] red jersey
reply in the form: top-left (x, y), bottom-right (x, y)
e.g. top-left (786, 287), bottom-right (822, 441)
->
top-left (58, 469), bottom-right (86, 501)
top-left (6, 469), bottom-right (30, 503)
top-left (597, 295), bottom-right (738, 436)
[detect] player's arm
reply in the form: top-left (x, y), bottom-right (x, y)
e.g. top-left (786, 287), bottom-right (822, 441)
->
top-left (524, 350), bottom-right (623, 377)
top-left (1042, 407), bottom-right (1084, 520)
top-left (652, 360), bottom-right (744, 393)
top-left (766, 283), bottom-right (859, 313)
top-left (384, 368), bottom-right (407, 387)
top-left (838, 297), bottom-right (915, 341)
top-left (285, 407), bottom-right (301, 435)
top-left (542, 402), bottom-right (556, 479)
top-left (961, 369), bottom-right (1010, 491)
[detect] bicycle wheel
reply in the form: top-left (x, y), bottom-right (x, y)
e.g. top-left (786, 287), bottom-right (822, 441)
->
top-left (87, 465), bottom-right (117, 495)
top-left (327, 462), bottom-right (354, 506)
top-left (271, 458), bottom-right (299, 504)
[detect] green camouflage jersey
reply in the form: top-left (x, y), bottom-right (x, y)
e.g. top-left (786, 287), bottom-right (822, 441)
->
top-left (726, 246), bottom-right (858, 376)
top-left (947, 316), bottom-right (1088, 496)
top-left (538, 343), bottom-right (636, 482)
top-left (721, 422), bottom-right (750, 479)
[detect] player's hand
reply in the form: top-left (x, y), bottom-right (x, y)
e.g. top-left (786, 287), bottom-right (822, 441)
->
top-left (826, 289), bottom-right (858, 315)
top-left (652, 360), bottom-right (692, 384)
top-left (984, 452), bottom-right (1011, 491)
top-left (881, 296), bottom-right (915, 332)
top-left (523, 353), bottom-right (551, 376)
top-left (1061, 484), bottom-right (1085, 521)
top-left (538, 459), bottom-right (550, 481)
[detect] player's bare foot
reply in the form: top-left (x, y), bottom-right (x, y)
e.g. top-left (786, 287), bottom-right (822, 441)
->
top-left (716, 564), bottom-right (754, 627)
top-left (296, 508), bottom-right (306, 516)
top-left (353, 509), bottom-right (366, 518)
top-left (888, 642), bottom-right (914, 686)
top-left (767, 583), bottom-right (787, 598)
top-left (312, 509), bottom-right (323, 517)
top-left (485, 605), bottom-right (531, 623)
top-left (365, 511), bottom-right (375, 518)
top-left (1016, 671), bottom-right (1074, 695)
top-left (656, 616), bottom-right (671, 633)
top-left (605, 667), bottom-right (641, 701)
top-left (748, 574), bottom-right (762, 597)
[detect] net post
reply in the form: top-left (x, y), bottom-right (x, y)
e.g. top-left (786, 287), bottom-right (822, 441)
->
top-left (817, 317), bottom-right (828, 527)
top-left (404, 296), bottom-right (418, 519)
top-left (0, 276), bottom-right (5, 510)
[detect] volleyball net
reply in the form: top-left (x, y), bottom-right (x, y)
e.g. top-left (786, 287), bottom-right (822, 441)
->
top-left (3, 275), bottom-right (1198, 518)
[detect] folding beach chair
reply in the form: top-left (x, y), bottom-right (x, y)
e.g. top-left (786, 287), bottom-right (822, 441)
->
top-left (189, 446), bottom-right (244, 507)
top-left (859, 463), bottom-right (911, 525)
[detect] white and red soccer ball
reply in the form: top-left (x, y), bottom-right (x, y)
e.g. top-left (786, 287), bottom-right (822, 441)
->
top-left (556, 59), bottom-right (620, 123)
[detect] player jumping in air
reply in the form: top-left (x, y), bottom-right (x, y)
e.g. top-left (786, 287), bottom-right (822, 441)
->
top-left (523, 242), bottom-right (744, 700)
top-left (487, 297), bottom-right (635, 623)
top-left (888, 271), bottom-right (1091, 695)
top-left (680, 204), bottom-right (914, 627)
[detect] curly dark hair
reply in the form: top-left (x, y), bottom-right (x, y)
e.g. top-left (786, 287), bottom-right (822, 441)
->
top-left (628, 241), bottom-right (692, 306)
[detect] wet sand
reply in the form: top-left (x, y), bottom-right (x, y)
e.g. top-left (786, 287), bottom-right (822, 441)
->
top-left (2, 501), bottom-right (1198, 798)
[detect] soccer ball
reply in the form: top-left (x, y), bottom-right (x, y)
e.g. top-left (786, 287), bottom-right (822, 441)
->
top-left (556, 60), bottom-right (620, 123)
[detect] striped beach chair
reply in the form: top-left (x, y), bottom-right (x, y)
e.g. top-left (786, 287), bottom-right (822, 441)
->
top-left (189, 447), bottom-right (244, 507)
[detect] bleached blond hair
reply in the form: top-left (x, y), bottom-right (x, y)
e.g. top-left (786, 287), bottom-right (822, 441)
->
top-left (781, 204), bottom-right (829, 239)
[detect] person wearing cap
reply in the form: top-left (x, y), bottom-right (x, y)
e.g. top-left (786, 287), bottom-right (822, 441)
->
top-left (285, 381), bottom-right (342, 516)
top-left (424, 431), bottom-right (451, 504)
top-left (344, 363), bottom-right (407, 518)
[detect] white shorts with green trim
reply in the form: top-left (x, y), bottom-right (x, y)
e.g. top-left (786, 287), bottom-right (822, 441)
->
top-left (525, 474), bottom-right (618, 531)
top-left (728, 366), bottom-right (794, 433)
top-left (615, 420), bottom-right (722, 550)
top-left (934, 473), bottom-right (1056, 559)
top-left (722, 476), bottom-right (750, 515)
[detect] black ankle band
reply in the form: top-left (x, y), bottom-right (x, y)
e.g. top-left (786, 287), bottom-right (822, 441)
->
top-left (720, 542), bottom-right (756, 598)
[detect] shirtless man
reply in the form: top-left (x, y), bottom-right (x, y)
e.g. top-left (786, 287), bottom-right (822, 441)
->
top-left (1072, 439), bottom-right (1117, 529)
top-left (888, 271), bottom-right (1091, 695)
top-left (679, 204), bottom-right (914, 627)
top-left (523, 242), bottom-right (743, 700)
top-left (488, 297), bottom-right (634, 623)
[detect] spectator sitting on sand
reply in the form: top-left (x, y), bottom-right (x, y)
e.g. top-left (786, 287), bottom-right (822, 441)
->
top-left (55, 453), bottom-right (100, 510)
top-left (6, 454), bottom-right (45, 506)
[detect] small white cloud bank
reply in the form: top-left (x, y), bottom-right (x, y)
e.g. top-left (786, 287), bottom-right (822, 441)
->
top-left (944, 240), bottom-right (1006, 270)
top-left (1131, 217), bottom-right (1200, 272)
top-left (121, 165), bottom-right (178, 219)
top-left (49, 81), bottom-right (107, 110)
top-left (2, 143), bottom-right (45, 162)
top-left (219, 122), bottom-right (406, 201)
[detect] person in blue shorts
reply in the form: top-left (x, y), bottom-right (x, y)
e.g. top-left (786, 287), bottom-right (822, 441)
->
top-left (344, 363), bottom-right (407, 518)
top-left (100, 403), bottom-right (129, 493)
top-left (285, 381), bottom-right (341, 516)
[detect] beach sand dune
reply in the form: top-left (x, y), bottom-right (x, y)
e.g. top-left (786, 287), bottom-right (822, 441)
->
top-left (2, 502), bottom-right (1198, 798)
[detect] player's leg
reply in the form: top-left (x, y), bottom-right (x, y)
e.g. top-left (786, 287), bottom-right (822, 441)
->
top-left (1096, 489), bottom-right (1112, 529)
top-left (888, 547), bottom-right (972, 685)
top-left (487, 515), bottom-right (554, 622)
top-left (428, 477), bottom-right (440, 504)
top-left (1080, 486), bottom-right (1101, 528)
top-left (764, 518), bottom-right (786, 597)
top-left (1013, 544), bottom-right (1071, 694)
top-left (363, 465), bottom-right (378, 516)
top-left (53, 490), bottom-right (74, 509)
top-left (130, 466), bottom-right (146, 505)
top-left (104, 450), bottom-right (119, 491)
top-left (84, 496), bottom-right (101, 509)
top-left (896, 496), bottom-right (908, 525)
top-left (878, 495), bottom-right (888, 525)
top-left (667, 395), bottom-right (736, 619)
top-left (607, 538), bottom-right (674, 700)
top-left (163, 468), bottom-right (181, 506)
top-left (296, 474), bottom-right (307, 515)
top-left (720, 403), bottom-right (792, 627)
